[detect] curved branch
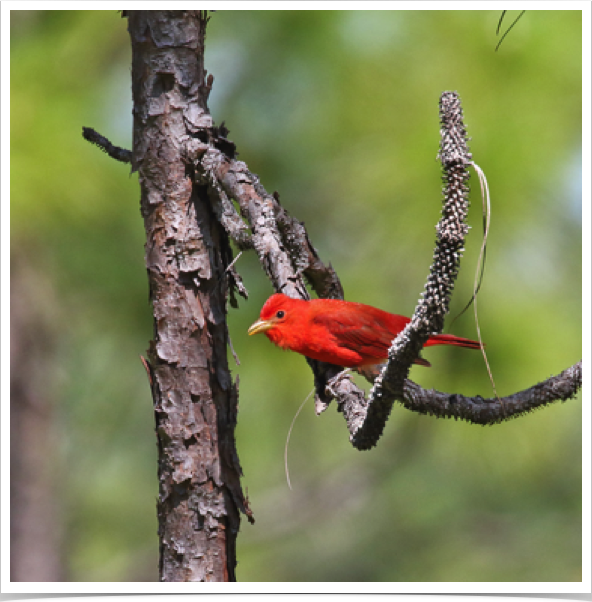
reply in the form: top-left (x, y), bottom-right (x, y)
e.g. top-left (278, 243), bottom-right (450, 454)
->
top-left (329, 361), bottom-right (581, 449)
top-left (353, 91), bottom-right (473, 448)
top-left (401, 360), bottom-right (582, 422)
top-left (188, 94), bottom-right (581, 452)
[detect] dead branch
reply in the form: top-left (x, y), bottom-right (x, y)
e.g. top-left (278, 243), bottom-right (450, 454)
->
top-left (84, 39), bottom-right (581, 455)
top-left (183, 92), bottom-right (581, 451)
top-left (345, 91), bottom-right (474, 448)
top-left (328, 361), bottom-right (581, 449)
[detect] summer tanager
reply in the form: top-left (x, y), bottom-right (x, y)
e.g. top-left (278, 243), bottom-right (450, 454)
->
top-left (248, 293), bottom-right (481, 373)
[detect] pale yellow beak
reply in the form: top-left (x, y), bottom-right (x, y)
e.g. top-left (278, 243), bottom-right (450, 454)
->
top-left (248, 319), bottom-right (274, 336)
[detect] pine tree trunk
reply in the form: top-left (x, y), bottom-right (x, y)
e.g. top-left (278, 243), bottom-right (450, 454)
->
top-left (127, 10), bottom-right (244, 582)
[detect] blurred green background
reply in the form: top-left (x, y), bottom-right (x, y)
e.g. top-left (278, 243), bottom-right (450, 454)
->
top-left (10, 10), bottom-right (582, 582)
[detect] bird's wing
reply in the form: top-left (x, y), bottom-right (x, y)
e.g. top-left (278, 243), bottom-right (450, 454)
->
top-left (311, 304), bottom-right (410, 362)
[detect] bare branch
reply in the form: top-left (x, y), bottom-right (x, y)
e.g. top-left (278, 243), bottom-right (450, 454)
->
top-left (322, 92), bottom-right (581, 449)
top-left (349, 91), bottom-right (473, 448)
top-left (190, 91), bottom-right (580, 452)
top-left (195, 146), bottom-right (349, 396)
top-left (330, 361), bottom-right (581, 449)
top-left (190, 142), bottom-right (345, 301)
top-left (82, 127), bottom-right (132, 163)
top-left (400, 360), bottom-right (582, 422)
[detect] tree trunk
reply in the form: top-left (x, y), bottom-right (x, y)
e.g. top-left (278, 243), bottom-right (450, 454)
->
top-left (127, 10), bottom-right (246, 582)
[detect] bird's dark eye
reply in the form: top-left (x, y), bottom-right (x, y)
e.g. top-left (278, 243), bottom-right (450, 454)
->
top-left (276, 310), bottom-right (285, 319)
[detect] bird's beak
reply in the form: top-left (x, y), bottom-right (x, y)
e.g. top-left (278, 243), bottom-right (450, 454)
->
top-left (248, 319), bottom-right (274, 336)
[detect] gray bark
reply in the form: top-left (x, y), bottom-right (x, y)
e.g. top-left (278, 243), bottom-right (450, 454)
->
top-left (127, 10), bottom-right (251, 582)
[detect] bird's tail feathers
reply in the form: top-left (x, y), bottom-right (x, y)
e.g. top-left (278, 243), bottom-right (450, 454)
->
top-left (429, 334), bottom-right (482, 349)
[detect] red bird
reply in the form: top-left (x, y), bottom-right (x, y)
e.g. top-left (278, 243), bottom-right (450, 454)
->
top-left (248, 293), bottom-right (481, 373)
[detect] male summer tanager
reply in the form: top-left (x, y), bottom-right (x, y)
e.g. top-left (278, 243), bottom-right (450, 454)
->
top-left (248, 293), bottom-right (481, 372)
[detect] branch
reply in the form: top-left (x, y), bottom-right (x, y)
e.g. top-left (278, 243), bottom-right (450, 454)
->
top-left (329, 361), bottom-right (581, 449)
top-left (82, 127), bottom-right (132, 163)
top-left (184, 136), bottom-right (344, 301)
top-left (187, 93), bottom-right (581, 451)
top-left (323, 92), bottom-right (581, 449)
top-left (400, 360), bottom-right (582, 422)
top-left (346, 91), bottom-right (473, 448)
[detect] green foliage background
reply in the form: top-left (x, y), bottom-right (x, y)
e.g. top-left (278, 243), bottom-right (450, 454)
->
top-left (10, 10), bottom-right (582, 582)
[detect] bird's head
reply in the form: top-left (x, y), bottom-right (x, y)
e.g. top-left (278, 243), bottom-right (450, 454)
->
top-left (247, 293), bottom-right (304, 347)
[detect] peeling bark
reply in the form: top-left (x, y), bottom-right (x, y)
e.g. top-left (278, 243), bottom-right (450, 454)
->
top-left (127, 11), bottom-right (250, 583)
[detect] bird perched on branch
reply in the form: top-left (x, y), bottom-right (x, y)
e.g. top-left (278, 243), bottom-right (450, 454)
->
top-left (248, 293), bottom-right (481, 375)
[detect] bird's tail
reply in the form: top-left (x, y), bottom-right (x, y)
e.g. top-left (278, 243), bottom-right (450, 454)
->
top-left (427, 334), bottom-right (482, 349)
top-left (355, 335), bottom-right (482, 383)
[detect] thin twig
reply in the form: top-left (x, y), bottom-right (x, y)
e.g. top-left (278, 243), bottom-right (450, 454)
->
top-left (82, 127), bottom-right (132, 163)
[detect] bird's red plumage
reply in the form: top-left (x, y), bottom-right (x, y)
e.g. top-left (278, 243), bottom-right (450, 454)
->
top-left (251, 293), bottom-right (481, 368)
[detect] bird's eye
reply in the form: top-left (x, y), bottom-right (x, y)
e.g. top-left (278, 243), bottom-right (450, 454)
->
top-left (276, 310), bottom-right (285, 319)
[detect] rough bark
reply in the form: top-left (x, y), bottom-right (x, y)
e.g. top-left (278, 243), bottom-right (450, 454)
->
top-left (127, 11), bottom-right (250, 582)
